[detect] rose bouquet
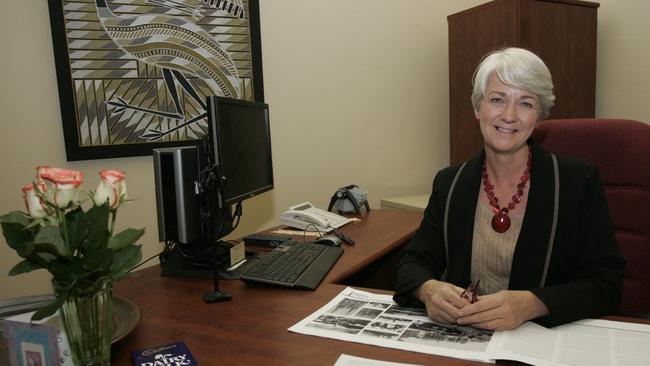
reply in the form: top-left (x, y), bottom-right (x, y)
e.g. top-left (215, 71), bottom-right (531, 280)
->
top-left (0, 166), bottom-right (144, 320)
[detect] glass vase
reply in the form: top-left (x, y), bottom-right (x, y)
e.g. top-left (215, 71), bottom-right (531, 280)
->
top-left (53, 277), bottom-right (113, 366)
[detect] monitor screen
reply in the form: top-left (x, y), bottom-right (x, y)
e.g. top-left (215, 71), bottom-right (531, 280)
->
top-left (207, 96), bottom-right (273, 205)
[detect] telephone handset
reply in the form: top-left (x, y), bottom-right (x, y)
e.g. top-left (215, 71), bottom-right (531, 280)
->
top-left (280, 202), bottom-right (352, 232)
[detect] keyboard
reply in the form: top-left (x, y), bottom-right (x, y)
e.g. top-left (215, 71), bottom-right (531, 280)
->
top-left (239, 241), bottom-right (343, 290)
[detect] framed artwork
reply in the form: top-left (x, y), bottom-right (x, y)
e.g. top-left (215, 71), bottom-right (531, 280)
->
top-left (4, 320), bottom-right (61, 366)
top-left (46, 0), bottom-right (264, 161)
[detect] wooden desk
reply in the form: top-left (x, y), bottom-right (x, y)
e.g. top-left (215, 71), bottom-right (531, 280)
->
top-left (110, 210), bottom-right (648, 365)
top-left (112, 209), bottom-right (437, 365)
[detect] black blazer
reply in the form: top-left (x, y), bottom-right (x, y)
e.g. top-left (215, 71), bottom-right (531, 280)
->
top-left (394, 140), bottom-right (626, 327)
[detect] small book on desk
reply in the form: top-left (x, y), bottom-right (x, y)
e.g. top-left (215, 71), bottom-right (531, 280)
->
top-left (239, 240), bottom-right (343, 290)
top-left (131, 341), bottom-right (197, 366)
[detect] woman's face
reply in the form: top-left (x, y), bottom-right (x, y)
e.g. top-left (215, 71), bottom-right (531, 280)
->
top-left (475, 73), bottom-right (540, 156)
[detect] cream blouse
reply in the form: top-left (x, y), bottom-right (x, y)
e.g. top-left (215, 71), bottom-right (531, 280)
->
top-left (470, 199), bottom-right (525, 295)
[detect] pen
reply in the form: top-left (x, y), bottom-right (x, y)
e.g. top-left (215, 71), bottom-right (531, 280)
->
top-left (461, 280), bottom-right (480, 304)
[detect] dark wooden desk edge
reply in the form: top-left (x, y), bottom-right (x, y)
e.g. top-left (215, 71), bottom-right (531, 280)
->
top-left (111, 209), bottom-right (649, 365)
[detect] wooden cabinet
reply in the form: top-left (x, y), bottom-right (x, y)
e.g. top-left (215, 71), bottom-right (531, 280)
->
top-left (447, 0), bottom-right (599, 164)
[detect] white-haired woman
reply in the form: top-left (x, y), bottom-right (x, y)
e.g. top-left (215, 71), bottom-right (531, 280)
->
top-left (394, 47), bottom-right (625, 330)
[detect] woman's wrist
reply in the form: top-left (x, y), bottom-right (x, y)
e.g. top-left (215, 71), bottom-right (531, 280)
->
top-left (414, 279), bottom-right (438, 302)
top-left (525, 291), bottom-right (550, 320)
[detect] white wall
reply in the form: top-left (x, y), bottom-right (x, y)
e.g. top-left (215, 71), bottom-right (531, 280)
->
top-left (0, 0), bottom-right (483, 298)
top-left (1, 0), bottom-right (649, 299)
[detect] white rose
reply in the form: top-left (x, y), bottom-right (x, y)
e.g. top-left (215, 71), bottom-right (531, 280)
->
top-left (21, 183), bottom-right (50, 218)
top-left (94, 169), bottom-right (127, 209)
top-left (36, 166), bottom-right (84, 209)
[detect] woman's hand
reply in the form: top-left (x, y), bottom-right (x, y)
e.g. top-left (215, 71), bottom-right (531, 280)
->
top-left (416, 279), bottom-right (471, 324)
top-left (456, 290), bottom-right (549, 330)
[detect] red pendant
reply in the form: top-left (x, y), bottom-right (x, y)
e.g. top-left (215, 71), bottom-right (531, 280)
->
top-left (482, 146), bottom-right (531, 233)
top-left (491, 211), bottom-right (511, 233)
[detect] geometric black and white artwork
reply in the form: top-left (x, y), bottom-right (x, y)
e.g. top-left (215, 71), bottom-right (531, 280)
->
top-left (47, 0), bottom-right (263, 160)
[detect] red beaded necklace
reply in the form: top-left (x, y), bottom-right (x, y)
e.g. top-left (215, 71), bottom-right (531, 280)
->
top-left (481, 147), bottom-right (532, 233)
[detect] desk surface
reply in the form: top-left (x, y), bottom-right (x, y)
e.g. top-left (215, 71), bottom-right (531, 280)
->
top-left (111, 209), bottom-right (648, 365)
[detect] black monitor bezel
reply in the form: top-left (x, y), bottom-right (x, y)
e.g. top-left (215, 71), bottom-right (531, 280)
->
top-left (206, 96), bottom-right (274, 206)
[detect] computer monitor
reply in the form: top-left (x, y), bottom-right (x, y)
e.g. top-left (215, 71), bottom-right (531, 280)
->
top-left (153, 96), bottom-right (273, 278)
top-left (206, 96), bottom-right (273, 207)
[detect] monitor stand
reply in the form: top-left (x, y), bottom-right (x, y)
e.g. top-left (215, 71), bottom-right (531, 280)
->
top-left (202, 290), bottom-right (232, 303)
top-left (159, 247), bottom-right (238, 280)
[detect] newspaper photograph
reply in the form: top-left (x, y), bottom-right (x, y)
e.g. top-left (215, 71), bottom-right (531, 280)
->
top-left (288, 287), bottom-right (494, 363)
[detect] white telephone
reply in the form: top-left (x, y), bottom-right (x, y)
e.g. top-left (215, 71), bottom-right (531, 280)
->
top-left (280, 202), bottom-right (354, 232)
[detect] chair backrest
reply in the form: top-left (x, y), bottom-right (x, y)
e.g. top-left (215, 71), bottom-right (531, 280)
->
top-left (532, 118), bottom-right (650, 316)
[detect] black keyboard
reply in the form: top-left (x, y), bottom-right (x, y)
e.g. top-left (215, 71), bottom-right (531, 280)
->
top-left (240, 241), bottom-right (343, 290)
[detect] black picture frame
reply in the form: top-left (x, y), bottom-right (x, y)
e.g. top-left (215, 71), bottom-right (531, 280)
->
top-left (47, 0), bottom-right (264, 161)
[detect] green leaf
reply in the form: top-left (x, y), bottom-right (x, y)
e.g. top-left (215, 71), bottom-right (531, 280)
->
top-left (108, 228), bottom-right (145, 250)
top-left (64, 207), bottom-right (89, 253)
top-left (47, 258), bottom-right (85, 282)
top-left (31, 243), bottom-right (68, 259)
top-left (0, 211), bottom-right (30, 225)
top-left (8, 259), bottom-right (44, 276)
top-left (0, 211), bottom-right (34, 250)
top-left (34, 226), bottom-right (66, 256)
top-left (110, 244), bottom-right (142, 280)
top-left (13, 245), bottom-right (53, 272)
top-left (23, 248), bottom-right (61, 270)
top-left (38, 252), bottom-right (57, 261)
top-left (81, 248), bottom-right (113, 272)
top-left (15, 241), bottom-right (35, 258)
top-left (85, 204), bottom-right (110, 251)
top-left (32, 292), bottom-right (67, 321)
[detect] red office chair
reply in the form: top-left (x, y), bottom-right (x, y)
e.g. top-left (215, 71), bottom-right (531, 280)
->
top-left (532, 118), bottom-right (650, 317)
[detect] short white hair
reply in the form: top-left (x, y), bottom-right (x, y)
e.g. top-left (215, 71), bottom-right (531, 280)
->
top-left (471, 47), bottom-right (555, 120)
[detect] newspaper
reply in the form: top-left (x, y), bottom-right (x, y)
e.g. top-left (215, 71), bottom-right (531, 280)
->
top-left (288, 287), bottom-right (494, 363)
top-left (486, 318), bottom-right (650, 366)
top-left (290, 287), bottom-right (650, 365)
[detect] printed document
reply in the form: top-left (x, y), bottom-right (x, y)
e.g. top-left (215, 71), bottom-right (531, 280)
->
top-left (290, 287), bottom-right (650, 365)
top-left (289, 287), bottom-right (494, 363)
top-left (487, 318), bottom-right (650, 366)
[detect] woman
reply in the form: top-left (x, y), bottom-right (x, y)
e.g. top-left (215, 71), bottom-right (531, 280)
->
top-left (394, 47), bottom-right (625, 330)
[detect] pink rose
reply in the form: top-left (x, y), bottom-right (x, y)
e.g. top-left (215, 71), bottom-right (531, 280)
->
top-left (21, 183), bottom-right (50, 218)
top-left (93, 169), bottom-right (127, 209)
top-left (36, 166), bottom-right (84, 209)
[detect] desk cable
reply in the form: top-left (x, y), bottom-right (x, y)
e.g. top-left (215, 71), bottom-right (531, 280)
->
top-left (129, 247), bottom-right (166, 272)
